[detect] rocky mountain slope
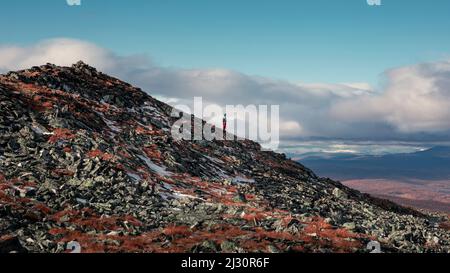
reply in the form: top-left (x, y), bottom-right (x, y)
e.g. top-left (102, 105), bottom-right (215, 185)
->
top-left (0, 62), bottom-right (449, 253)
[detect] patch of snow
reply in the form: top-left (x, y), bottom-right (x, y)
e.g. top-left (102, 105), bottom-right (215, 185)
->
top-left (156, 183), bottom-right (204, 201)
top-left (31, 125), bottom-right (53, 136)
top-left (138, 155), bottom-right (172, 177)
top-left (76, 198), bottom-right (88, 205)
top-left (217, 169), bottom-right (231, 179)
top-left (104, 118), bottom-right (121, 133)
top-left (136, 122), bottom-right (153, 130)
top-left (161, 182), bottom-right (174, 190)
top-left (209, 187), bottom-right (228, 196)
top-left (159, 192), bottom-right (172, 201)
top-left (19, 172), bottom-right (33, 178)
top-left (141, 105), bottom-right (169, 123)
top-left (172, 192), bottom-right (205, 201)
top-left (232, 176), bottom-right (256, 184)
top-left (31, 126), bottom-right (44, 135)
top-left (127, 172), bottom-right (141, 182)
top-left (24, 186), bottom-right (36, 191)
top-left (127, 107), bottom-right (138, 113)
top-left (204, 155), bottom-right (225, 164)
top-left (95, 111), bottom-right (122, 134)
top-left (142, 105), bottom-right (158, 112)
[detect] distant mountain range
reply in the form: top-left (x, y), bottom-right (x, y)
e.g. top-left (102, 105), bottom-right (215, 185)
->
top-left (298, 146), bottom-right (450, 181)
top-left (298, 147), bottom-right (450, 213)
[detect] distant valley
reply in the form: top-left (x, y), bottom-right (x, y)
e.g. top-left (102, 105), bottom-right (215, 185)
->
top-left (343, 179), bottom-right (450, 213)
top-left (298, 146), bottom-right (450, 213)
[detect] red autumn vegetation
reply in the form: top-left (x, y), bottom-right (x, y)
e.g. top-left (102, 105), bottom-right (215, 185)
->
top-left (440, 221), bottom-right (450, 231)
top-left (33, 203), bottom-right (53, 215)
top-left (38, 203), bottom-right (370, 253)
top-left (240, 211), bottom-right (268, 222)
top-left (50, 208), bottom-right (142, 231)
top-left (51, 230), bottom-right (164, 253)
top-left (143, 146), bottom-right (162, 160)
top-left (163, 225), bottom-right (193, 237)
top-left (51, 169), bottom-right (75, 177)
top-left (118, 149), bottom-right (132, 159)
top-left (0, 178), bottom-right (52, 220)
top-left (0, 166), bottom-right (369, 253)
top-left (301, 217), bottom-right (364, 252)
top-left (48, 128), bottom-right (76, 143)
top-left (135, 125), bottom-right (153, 135)
top-left (86, 149), bottom-right (114, 161)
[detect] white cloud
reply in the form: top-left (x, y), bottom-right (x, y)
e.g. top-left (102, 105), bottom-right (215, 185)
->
top-left (0, 38), bottom-right (116, 71)
top-left (331, 61), bottom-right (450, 133)
top-left (1, 38), bottom-right (450, 141)
top-left (280, 121), bottom-right (303, 136)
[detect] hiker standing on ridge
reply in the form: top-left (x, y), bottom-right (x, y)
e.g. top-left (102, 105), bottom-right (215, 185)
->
top-left (223, 113), bottom-right (227, 135)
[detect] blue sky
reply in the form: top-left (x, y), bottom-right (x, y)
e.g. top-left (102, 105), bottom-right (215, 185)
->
top-left (1, 0), bottom-right (450, 150)
top-left (1, 0), bottom-right (450, 85)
